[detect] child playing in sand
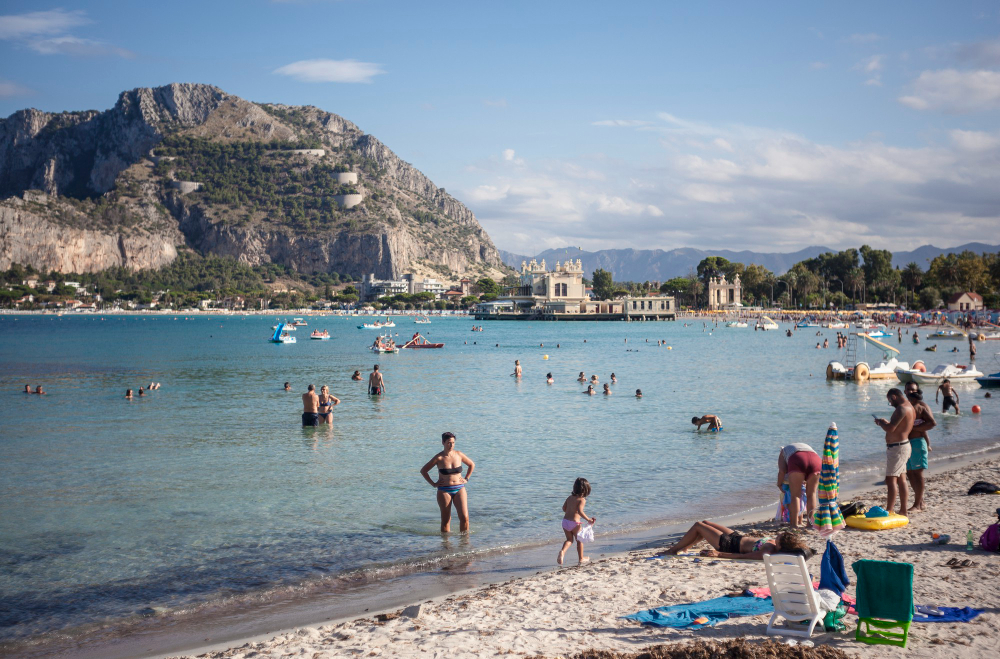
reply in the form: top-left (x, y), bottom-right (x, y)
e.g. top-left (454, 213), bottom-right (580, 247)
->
top-left (558, 478), bottom-right (596, 565)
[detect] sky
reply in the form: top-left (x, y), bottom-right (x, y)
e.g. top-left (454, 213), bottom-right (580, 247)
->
top-left (1, 1), bottom-right (999, 255)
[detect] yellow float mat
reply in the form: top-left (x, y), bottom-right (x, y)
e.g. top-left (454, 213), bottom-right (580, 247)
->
top-left (845, 513), bottom-right (909, 531)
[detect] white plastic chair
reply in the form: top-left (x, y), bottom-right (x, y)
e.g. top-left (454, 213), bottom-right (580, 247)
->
top-left (762, 553), bottom-right (823, 637)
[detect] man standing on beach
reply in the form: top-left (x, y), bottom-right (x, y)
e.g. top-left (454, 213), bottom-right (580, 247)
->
top-left (874, 388), bottom-right (915, 516)
top-left (302, 384), bottom-right (319, 426)
top-left (368, 365), bottom-right (385, 395)
top-left (904, 382), bottom-right (936, 513)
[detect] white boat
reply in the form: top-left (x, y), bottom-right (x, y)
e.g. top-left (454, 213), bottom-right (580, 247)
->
top-left (796, 320), bottom-right (820, 328)
top-left (909, 363), bottom-right (984, 386)
top-left (757, 316), bottom-right (779, 330)
top-left (358, 318), bottom-right (396, 329)
top-left (893, 360), bottom-right (927, 383)
top-left (291, 317), bottom-right (308, 327)
top-left (970, 329), bottom-right (1000, 341)
top-left (370, 332), bottom-right (399, 354)
top-left (726, 321), bottom-right (748, 328)
top-left (865, 329), bottom-right (892, 339)
top-left (414, 315), bottom-right (431, 324)
top-left (272, 323), bottom-right (296, 331)
top-left (927, 329), bottom-right (966, 340)
top-left (310, 330), bottom-right (331, 340)
top-left (824, 320), bottom-right (848, 329)
top-left (975, 354), bottom-right (1000, 388)
top-left (827, 333), bottom-right (910, 381)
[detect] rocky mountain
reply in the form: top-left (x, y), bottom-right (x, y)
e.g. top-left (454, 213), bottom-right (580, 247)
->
top-left (0, 83), bottom-right (504, 279)
top-left (499, 243), bottom-right (1000, 281)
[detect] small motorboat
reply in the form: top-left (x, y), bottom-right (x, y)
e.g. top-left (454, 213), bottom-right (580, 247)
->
top-left (974, 354), bottom-right (1000, 387)
top-left (401, 332), bottom-right (444, 349)
top-left (908, 363), bottom-right (984, 386)
top-left (726, 321), bottom-right (748, 328)
top-left (269, 323), bottom-right (296, 344)
top-left (310, 330), bottom-right (331, 340)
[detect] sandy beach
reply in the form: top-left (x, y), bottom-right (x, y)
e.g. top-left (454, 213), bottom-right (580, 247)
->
top-left (163, 454), bottom-right (1000, 659)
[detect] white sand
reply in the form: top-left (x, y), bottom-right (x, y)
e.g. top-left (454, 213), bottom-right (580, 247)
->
top-left (170, 458), bottom-right (1000, 659)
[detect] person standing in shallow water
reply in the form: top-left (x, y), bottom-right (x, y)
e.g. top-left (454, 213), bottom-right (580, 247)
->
top-left (904, 382), bottom-right (936, 513)
top-left (302, 384), bottom-right (319, 426)
top-left (420, 432), bottom-right (475, 533)
top-left (368, 365), bottom-right (385, 395)
top-left (513, 360), bottom-right (522, 379)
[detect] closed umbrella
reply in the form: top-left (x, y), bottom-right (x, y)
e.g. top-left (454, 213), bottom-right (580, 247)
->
top-left (813, 422), bottom-right (846, 537)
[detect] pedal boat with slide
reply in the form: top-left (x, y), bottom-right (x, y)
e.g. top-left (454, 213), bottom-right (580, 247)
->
top-left (269, 323), bottom-right (297, 344)
top-left (827, 333), bottom-right (910, 382)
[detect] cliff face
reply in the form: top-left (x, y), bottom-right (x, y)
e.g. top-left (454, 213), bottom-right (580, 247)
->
top-left (0, 83), bottom-right (504, 279)
top-left (0, 199), bottom-right (179, 272)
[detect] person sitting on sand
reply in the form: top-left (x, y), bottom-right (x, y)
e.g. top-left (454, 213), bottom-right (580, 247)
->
top-left (692, 414), bottom-right (723, 431)
top-left (577, 372), bottom-right (587, 382)
top-left (558, 477), bottom-right (596, 565)
top-left (635, 389), bottom-right (642, 398)
top-left (603, 383), bottom-right (611, 395)
top-left (664, 521), bottom-right (813, 560)
top-left (584, 384), bottom-right (596, 395)
top-left (351, 371), bottom-right (362, 381)
top-left (546, 373), bottom-right (554, 384)
top-left (125, 388), bottom-right (133, 400)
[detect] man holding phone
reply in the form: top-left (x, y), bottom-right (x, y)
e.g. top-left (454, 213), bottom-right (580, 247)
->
top-left (874, 388), bottom-right (915, 516)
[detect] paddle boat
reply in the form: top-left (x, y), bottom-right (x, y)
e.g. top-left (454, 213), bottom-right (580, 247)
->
top-left (401, 332), bottom-right (444, 349)
top-left (970, 329), bottom-right (1000, 341)
top-left (726, 320), bottom-right (748, 328)
top-left (757, 316), bottom-right (779, 330)
top-left (370, 332), bottom-right (399, 354)
top-left (865, 329), bottom-right (892, 339)
top-left (269, 323), bottom-right (296, 344)
top-left (291, 317), bottom-right (308, 327)
top-left (909, 363), bottom-right (984, 386)
top-left (927, 328), bottom-right (966, 340)
top-left (310, 330), bottom-right (331, 340)
top-left (358, 317), bottom-right (396, 329)
top-left (414, 315), bottom-right (431, 324)
top-left (272, 323), bottom-right (296, 331)
top-left (893, 360), bottom-right (927, 383)
top-left (827, 333), bottom-right (911, 382)
top-left (824, 320), bottom-right (848, 329)
top-left (974, 354), bottom-right (1000, 388)
top-left (796, 319), bottom-right (820, 328)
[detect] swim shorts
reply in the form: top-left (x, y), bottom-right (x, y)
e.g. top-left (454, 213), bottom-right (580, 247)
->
top-left (718, 531), bottom-right (743, 554)
top-left (942, 395), bottom-right (956, 412)
top-left (886, 441), bottom-right (911, 478)
top-left (301, 412), bottom-right (319, 426)
top-left (787, 450), bottom-right (822, 476)
top-left (369, 386), bottom-right (383, 395)
top-left (906, 437), bottom-right (928, 471)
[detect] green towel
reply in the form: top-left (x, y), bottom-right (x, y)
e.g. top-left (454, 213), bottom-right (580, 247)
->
top-left (852, 560), bottom-right (914, 622)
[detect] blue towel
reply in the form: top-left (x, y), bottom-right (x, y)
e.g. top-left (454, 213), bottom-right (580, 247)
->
top-left (912, 606), bottom-right (983, 623)
top-left (623, 595), bottom-right (774, 628)
top-left (819, 540), bottom-right (849, 595)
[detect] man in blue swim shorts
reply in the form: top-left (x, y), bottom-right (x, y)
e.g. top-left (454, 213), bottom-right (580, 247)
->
top-left (904, 382), bottom-right (936, 513)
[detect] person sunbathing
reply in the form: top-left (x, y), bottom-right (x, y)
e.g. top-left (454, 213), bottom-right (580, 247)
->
top-left (663, 520), bottom-right (813, 560)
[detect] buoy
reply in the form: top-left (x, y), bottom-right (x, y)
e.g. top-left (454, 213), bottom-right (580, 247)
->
top-left (542, 355), bottom-right (548, 360)
top-left (667, 346), bottom-right (672, 350)
top-left (972, 405), bottom-right (981, 414)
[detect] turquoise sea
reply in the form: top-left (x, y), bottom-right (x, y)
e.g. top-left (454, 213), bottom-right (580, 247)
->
top-left (1, 314), bottom-right (996, 653)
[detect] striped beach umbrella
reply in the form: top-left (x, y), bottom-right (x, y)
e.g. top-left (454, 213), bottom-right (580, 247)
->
top-left (813, 422), bottom-right (846, 537)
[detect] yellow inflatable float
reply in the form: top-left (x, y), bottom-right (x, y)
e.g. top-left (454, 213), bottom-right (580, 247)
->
top-left (845, 513), bottom-right (909, 531)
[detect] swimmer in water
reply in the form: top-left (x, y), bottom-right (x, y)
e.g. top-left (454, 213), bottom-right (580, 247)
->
top-left (635, 389), bottom-right (642, 398)
top-left (23, 384), bottom-right (32, 393)
top-left (611, 373), bottom-right (617, 383)
top-left (584, 384), bottom-right (596, 395)
top-left (577, 372), bottom-right (587, 382)
top-left (351, 371), bottom-right (362, 381)
top-left (125, 388), bottom-right (133, 399)
top-left (513, 360), bottom-right (522, 379)
top-left (603, 383), bottom-right (611, 395)
top-left (692, 414), bottom-right (723, 431)
top-left (546, 372), bottom-right (554, 384)
top-left (590, 374), bottom-right (599, 384)
top-left (284, 382), bottom-right (292, 391)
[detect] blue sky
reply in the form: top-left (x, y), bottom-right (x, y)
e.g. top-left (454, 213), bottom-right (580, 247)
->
top-left (2, 1), bottom-right (999, 254)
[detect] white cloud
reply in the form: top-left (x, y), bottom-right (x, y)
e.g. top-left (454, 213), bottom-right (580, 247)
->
top-left (0, 9), bottom-right (88, 40)
top-left (0, 79), bottom-right (33, 97)
top-left (502, 148), bottom-right (515, 161)
top-left (462, 111), bottom-right (1000, 254)
top-left (273, 59), bottom-right (385, 83)
top-left (592, 119), bottom-right (652, 127)
top-left (29, 35), bottom-right (132, 58)
top-left (899, 69), bottom-right (1000, 113)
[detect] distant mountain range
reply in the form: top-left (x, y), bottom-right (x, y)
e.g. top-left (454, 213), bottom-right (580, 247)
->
top-left (497, 243), bottom-right (1000, 281)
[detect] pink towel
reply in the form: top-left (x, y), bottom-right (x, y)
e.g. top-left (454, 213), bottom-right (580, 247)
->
top-left (750, 582), bottom-right (856, 613)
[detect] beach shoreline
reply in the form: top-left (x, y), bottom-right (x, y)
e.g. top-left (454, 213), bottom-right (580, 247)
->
top-left (161, 449), bottom-right (999, 659)
top-left (21, 444), bottom-right (994, 659)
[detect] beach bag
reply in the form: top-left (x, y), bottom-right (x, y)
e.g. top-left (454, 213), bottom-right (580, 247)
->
top-left (576, 521), bottom-right (594, 543)
top-left (967, 481), bottom-right (1000, 495)
top-left (839, 501), bottom-right (867, 518)
top-left (980, 523), bottom-right (1000, 552)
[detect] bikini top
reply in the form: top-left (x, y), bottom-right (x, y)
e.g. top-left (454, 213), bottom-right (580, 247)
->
top-left (438, 465), bottom-right (463, 475)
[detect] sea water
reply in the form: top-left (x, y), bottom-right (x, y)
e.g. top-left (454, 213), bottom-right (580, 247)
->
top-left (1, 315), bottom-right (995, 650)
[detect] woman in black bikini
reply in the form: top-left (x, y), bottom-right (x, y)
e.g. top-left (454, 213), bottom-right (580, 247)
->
top-left (663, 520), bottom-right (812, 560)
top-left (317, 385), bottom-right (339, 424)
top-left (420, 432), bottom-right (475, 533)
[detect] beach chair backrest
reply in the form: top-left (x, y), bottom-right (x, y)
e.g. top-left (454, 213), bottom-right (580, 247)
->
top-left (763, 553), bottom-right (820, 618)
top-left (852, 560), bottom-right (914, 621)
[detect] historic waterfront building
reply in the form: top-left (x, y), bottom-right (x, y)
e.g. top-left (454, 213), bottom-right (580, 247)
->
top-left (707, 273), bottom-right (742, 310)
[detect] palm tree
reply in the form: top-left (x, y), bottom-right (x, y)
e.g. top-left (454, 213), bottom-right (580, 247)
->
top-left (901, 263), bottom-right (922, 308)
top-left (846, 268), bottom-right (865, 303)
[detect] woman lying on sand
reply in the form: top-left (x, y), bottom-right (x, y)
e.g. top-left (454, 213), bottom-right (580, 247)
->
top-left (664, 520), bottom-right (813, 560)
